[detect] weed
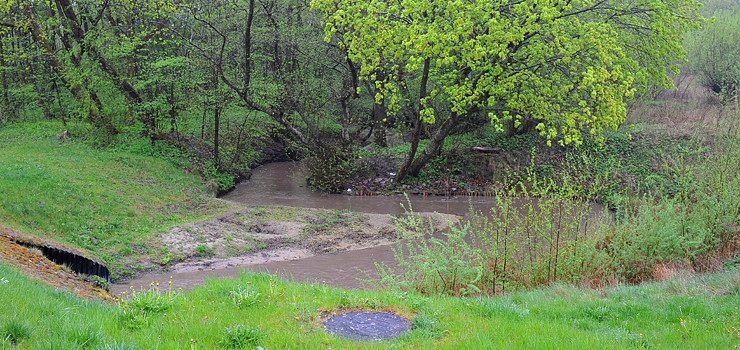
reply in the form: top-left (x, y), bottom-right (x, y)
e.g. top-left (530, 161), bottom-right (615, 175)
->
top-left (36, 339), bottom-right (79, 350)
top-left (336, 291), bottom-right (382, 309)
top-left (230, 285), bottom-right (261, 309)
top-left (98, 340), bottom-right (137, 350)
top-left (293, 305), bottom-right (318, 328)
top-left (218, 324), bottom-right (264, 348)
top-left (471, 298), bottom-right (530, 319)
top-left (389, 291), bottom-right (429, 311)
top-left (409, 309), bottom-right (446, 339)
top-left (195, 244), bottom-right (213, 258)
top-left (0, 319), bottom-right (32, 344)
top-left (116, 281), bottom-right (180, 329)
top-left (63, 322), bottom-right (103, 349)
top-left (81, 275), bottom-right (111, 291)
top-left (116, 307), bottom-right (149, 330)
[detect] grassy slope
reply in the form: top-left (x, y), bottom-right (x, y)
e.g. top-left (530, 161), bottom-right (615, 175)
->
top-left (1, 263), bottom-right (739, 349)
top-left (0, 122), bottom-right (240, 280)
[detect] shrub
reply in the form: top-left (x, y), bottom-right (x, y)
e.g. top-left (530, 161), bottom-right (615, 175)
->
top-left (218, 324), bottom-right (264, 348)
top-left (378, 182), bottom-right (605, 295)
top-left (195, 244), bottom-right (213, 258)
top-left (305, 141), bottom-right (357, 193)
top-left (685, 10), bottom-right (740, 101)
top-left (379, 123), bottom-right (740, 295)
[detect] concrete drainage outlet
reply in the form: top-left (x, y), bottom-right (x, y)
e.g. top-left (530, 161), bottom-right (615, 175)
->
top-left (323, 311), bottom-right (410, 341)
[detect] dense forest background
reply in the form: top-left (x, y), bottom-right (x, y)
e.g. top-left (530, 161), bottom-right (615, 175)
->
top-left (0, 0), bottom-right (738, 194)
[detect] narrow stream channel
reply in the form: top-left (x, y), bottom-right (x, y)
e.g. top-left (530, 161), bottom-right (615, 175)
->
top-left (112, 162), bottom-right (606, 295)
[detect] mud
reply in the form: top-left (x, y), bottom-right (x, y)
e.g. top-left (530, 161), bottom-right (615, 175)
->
top-left (160, 206), bottom-right (458, 273)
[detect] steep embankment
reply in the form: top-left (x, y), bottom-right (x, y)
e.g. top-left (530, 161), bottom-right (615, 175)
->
top-left (0, 123), bottom-right (240, 282)
top-left (0, 122), bottom-right (452, 288)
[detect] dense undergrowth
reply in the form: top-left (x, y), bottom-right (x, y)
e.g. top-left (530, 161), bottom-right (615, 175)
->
top-left (1, 263), bottom-right (739, 349)
top-left (373, 98), bottom-right (740, 295)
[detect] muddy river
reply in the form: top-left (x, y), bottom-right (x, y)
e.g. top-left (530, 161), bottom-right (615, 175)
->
top-left (112, 162), bottom-right (605, 295)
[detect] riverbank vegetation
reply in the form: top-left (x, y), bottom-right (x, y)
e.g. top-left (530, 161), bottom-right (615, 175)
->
top-left (2, 0), bottom-right (740, 348)
top-left (380, 127), bottom-right (740, 294)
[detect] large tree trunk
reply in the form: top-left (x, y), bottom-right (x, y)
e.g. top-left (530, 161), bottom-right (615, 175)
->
top-left (405, 113), bottom-right (458, 177)
top-left (394, 58), bottom-right (430, 184)
top-left (395, 113), bottom-right (423, 183)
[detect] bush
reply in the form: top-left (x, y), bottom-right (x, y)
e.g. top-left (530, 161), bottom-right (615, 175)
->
top-left (377, 181), bottom-right (606, 295)
top-left (380, 132), bottom-right (740, 294)
top-left (305, 141), bottom-right (357, 193)
top-left (685, 10), bottom-right (740, 100)
top-left (218, 324), bottom-right (264, 348)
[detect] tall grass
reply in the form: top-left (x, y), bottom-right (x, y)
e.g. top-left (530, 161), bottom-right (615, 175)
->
top-left (380, 113), bottom-right (740, 294)
top-left (377, 173), bottom-right (609, 295)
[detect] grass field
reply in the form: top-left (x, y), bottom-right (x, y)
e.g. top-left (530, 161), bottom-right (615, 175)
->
top-left (1, 262), bottom-right (739, 349)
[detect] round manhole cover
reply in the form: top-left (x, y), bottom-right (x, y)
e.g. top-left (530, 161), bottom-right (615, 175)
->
top-left (324, 311), bottom-right (410, 341)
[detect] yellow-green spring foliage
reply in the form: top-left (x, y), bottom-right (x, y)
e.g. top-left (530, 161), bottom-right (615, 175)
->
top-left (312, 0), bottom-right (704, 145)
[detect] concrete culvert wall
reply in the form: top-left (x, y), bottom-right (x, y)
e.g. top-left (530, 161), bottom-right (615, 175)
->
top-left (1, 226), bottom-right (110, 282)
top-left (32, 245), bottom-right (111, 282)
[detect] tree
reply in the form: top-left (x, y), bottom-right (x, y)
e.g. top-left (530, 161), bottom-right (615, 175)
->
top-left (177, 0), bottom-right (369, 152)
top-left (1, 0), bottom-right (180, 135)
top-left (313, 0), bottom-right (704, 182)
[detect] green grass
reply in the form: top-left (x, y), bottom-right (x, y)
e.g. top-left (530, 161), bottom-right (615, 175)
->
top-left (1, 263), bottom-right (739, 349)
top-left (0, 122), bottom-right (240, 280)
top-left (2, 117), bottom-right (739, 348)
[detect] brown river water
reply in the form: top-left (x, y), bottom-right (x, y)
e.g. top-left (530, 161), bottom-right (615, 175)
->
top-left (112, 162), bottom-right (606, 295)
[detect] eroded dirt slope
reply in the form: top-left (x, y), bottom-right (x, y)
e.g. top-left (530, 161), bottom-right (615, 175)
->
top-left (0, 226), bottom-right (113, 302)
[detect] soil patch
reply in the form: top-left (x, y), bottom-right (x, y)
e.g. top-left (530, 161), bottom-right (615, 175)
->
top-left (160, 206), bottom-right (458, 273)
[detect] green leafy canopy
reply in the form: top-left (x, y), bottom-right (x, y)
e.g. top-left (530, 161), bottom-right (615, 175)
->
top-left (312, 0), bottom-right (704, 146)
